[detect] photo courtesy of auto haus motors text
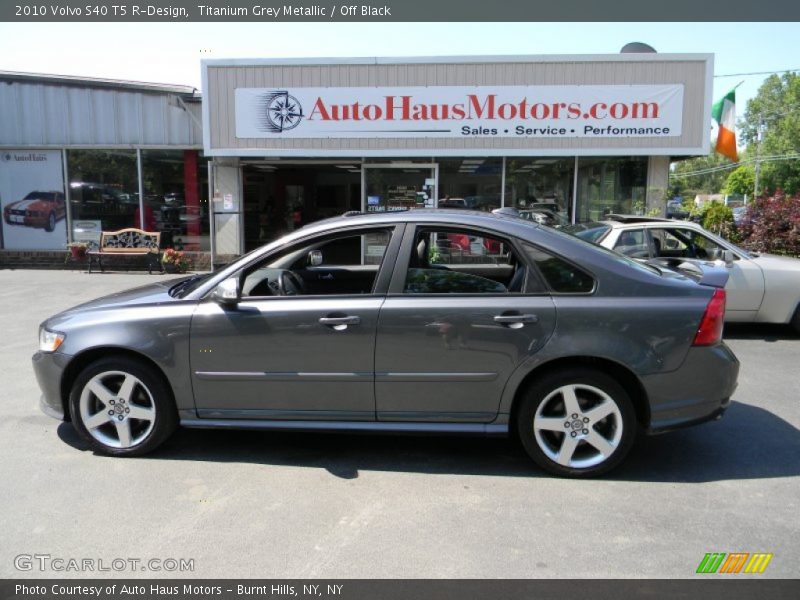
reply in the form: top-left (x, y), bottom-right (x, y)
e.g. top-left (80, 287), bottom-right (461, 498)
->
top-left (14, 583), bottom-right (344, 597)
top-left (0, 150), bottom-right (67, 250)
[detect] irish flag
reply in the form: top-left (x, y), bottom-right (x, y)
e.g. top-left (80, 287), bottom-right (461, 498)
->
top-left (712, 88), bottom-right (738, 162)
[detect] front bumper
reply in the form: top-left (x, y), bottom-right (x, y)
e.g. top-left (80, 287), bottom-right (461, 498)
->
top-left (32, 350), bottom-right (72, 421)
top-left (642, 342), bottom-right (739, 434)
top-left (5, 215), bottom-right (43, 227)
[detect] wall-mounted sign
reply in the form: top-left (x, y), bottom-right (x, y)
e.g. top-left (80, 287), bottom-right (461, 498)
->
top-left (0, 150), bottom-right (66, 250)
top-left (235, 85), bottom-right (684, 140)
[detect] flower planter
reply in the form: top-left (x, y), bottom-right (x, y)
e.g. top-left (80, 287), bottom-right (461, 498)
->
top-left (69, 247), bottom-right (87, 260)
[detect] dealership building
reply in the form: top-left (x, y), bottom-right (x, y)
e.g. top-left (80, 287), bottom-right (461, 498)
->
top-left (0, 52), bottom-right (713, 264)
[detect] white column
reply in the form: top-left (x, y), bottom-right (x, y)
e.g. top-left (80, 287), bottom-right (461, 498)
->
top-left (211, 157), bottom-right (242, 257)
top-left (646, 155), bottom-right (670, 217)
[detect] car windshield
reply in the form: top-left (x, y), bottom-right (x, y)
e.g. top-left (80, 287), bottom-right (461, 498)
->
top-left (24, 192), bottom-right (54, 201)
top-left (561, 222), bottom-right (612, 243)
top-left (169, 273), bottom-right (215, 298)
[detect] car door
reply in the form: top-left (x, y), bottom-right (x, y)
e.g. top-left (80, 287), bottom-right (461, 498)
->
top-left (189, 225), bottom-right (402, 420)
top-left (374, 224), bottom-right (557, 423)
top-left (647, 226), bottom-right (765, 318)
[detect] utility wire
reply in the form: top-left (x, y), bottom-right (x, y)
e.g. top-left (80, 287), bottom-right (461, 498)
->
top-left (715, 68), bottom-right (800, 78)
top-left (670, 154), bottom-right (800, 178)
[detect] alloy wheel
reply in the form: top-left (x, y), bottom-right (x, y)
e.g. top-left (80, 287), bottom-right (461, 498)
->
top-left (533, 383), bottom-right (623, 469)
top-left (78, 370), bottom-right (156, 449)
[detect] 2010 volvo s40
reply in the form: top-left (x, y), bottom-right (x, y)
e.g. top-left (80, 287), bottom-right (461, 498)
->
top-left (33, 210), bottom-right (739, 477)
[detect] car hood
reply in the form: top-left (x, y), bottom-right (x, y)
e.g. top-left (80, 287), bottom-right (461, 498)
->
top-left (48, 278), bottom-right (187, 321)
top-left (8, 199), bottom-right (51, 210)
top-left (752, 253), bottom-right (800, 272)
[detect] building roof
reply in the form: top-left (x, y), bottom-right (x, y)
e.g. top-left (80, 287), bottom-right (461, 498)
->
top-left (0, 70), bottom-right (200, 99)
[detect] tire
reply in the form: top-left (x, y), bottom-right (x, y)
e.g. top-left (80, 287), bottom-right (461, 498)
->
top-left (791, 304), bottom-right (800, 335)
top-left (68, 356), bottom-right (177, 457)
top-left (45, 211), bottom-right (55, 232)
top-left (516, 367), bottom-right (636, 478)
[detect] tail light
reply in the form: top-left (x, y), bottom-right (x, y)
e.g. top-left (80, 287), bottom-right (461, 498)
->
top-left (693, 288), bottom-right (726, 346)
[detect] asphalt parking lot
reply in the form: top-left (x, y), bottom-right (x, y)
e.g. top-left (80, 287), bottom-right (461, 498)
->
top-left (0, 269), bottom-right (798, 579)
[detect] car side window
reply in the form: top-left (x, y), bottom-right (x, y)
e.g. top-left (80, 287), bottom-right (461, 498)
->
top-left (686, 230), bottom-right (727, 260)
top-left (240, 228), bottom-right (393, 298)
top-left (613, 228), bottom-right (650, 258)
top-left (650, 228), bottom-right (726, 260)
top-left (523, 244), bottom-right (595, 294)
top-left (403, 228), bottom-right (534, 294)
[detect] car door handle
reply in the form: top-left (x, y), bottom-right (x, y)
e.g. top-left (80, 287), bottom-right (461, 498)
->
top-left (319, 315), bottom-right (361, 328)
top-left (493, 314), bottom-right (539, 324)
top-left (318, 273), bottom-right (334, 280)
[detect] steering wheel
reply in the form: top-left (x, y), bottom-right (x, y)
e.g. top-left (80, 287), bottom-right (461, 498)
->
top-left (277, 270), bottom-right (306, 296)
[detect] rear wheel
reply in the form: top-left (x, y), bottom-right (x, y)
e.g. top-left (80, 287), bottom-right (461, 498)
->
top-left (69, 356), bottom-right (177, 456)
top-left (516, 368), bottom-right (636, 477)
top-left (45, 211), bottom-right (55, 232)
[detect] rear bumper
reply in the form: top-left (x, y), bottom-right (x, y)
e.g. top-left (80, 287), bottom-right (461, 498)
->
top-left (641, 343), bottom-right (739, 434)
top-left (32, 351), bottom-right (72, 421)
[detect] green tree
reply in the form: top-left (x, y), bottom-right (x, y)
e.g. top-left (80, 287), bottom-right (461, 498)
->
top-left (669, 152), bottom-right (731, 199)
top-left (722, 165), bottom-right (756, 196)
top-left (741, 72), bottom-right (800, 194)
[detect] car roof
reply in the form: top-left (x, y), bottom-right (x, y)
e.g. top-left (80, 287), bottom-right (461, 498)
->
top-left (605, 214), bottom-right (675, 224)
top-left (307, 208), bottom-right (538, 231)
top-left (596, 216), bottom-right (702, 230)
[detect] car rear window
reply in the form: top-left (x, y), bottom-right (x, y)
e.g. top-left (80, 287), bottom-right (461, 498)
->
top-left (523, 244), bottom-right (595, 294)
top-left (552, 224), bottom-right (661, 276)
top-left (561, 222), bottom-right (611, 243)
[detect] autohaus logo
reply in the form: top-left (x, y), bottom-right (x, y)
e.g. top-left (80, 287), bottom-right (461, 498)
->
top-left (2, 152), bottom-right (47, 162)
top-left (259, 90), bottom-right (304, 133)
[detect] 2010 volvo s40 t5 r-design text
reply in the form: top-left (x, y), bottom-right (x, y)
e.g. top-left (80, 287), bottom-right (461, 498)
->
top-left (33, 210), bottom-right (739, 477)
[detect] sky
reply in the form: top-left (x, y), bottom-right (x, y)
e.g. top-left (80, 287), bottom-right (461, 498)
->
top-left (0, 21), bottom-right (797, 116)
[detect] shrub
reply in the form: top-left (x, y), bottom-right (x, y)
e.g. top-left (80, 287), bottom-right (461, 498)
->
top-left (694, 201), bottom-right (734, 235)
top-left (736, 191), bottom-right (800, 256)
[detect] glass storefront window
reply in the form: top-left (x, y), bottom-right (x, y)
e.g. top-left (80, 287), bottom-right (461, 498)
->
top-left (141, 150), bottom-right (210, 252)
top-left (437, 158), bottom-right (502, 212)
top-left (505, 158), bottom-right (574, 224)
top-left (67, 150), bottom-right (139, 237)
top-left (364, 165), bottom-right (435, 214)
top-left (242, 163), bottom-right (361, 252)
top-left (575, 157), bottom-right (647, 222)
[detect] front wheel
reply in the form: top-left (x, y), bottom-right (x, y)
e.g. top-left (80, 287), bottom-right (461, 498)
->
top-left (69, 356), bottom-right (177, 456)
top-left (516, 368), bottom-right (636, 477)
top-left (791, 304), bottom-right (800, 335)
top-left (45, 211), bottom-right (56, 232)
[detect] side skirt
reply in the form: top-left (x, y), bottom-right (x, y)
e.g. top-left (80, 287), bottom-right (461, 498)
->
top-left (180, 418), bottom-right (509, 436)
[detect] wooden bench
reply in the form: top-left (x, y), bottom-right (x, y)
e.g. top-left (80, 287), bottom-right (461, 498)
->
top-left (87, 228), bottom-right (162, 274)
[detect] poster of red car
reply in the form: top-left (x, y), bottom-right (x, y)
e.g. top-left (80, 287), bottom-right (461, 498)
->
top-left (0, 150), bottom-right (66, 250)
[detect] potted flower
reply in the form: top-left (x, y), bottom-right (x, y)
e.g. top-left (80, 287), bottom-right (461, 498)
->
top-left (161, 247), bottom-right (192, 274)
top-left (66, 241), bottom-right (89, 261)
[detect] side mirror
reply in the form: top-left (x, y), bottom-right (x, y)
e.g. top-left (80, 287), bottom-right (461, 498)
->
top-left (308, 250), bottom-right (323, 267)
top-left (722, 250), bottom-right (735, 267)
top-left (211, 277), bottom-right (241, 306)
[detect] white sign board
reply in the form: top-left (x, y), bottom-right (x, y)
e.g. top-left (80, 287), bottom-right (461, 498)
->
top-left (236, 85), bottom-right (683, 140)
top-left (72, 220), bottom-right (102, 246)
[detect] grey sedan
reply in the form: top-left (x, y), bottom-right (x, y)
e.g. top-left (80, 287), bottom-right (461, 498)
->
top-left (33, 210), bottom-right (739, 477)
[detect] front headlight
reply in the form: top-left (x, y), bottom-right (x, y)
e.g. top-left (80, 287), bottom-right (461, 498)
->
top-left (39, 328), bottom-right (65, 353)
